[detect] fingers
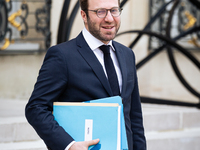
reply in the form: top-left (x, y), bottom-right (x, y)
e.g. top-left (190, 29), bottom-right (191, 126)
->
top-left (86, 139), bottom-right (100, 146)
top-left (69, 139), bottom-right (100, 150)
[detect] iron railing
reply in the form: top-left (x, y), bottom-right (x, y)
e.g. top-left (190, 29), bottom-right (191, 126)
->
top-left (149, 0), bottom-right (200, 50)
top-left (0, 0), bottom-right (51, 54)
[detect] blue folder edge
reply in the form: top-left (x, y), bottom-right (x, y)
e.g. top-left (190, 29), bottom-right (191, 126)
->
top-left (85, 96), bottom-right (128, 150)
top-left (54, 103), bottom-right (120, 150)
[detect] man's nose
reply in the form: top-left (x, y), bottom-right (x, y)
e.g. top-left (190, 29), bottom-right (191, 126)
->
top-left (104, 10), bottom-right (114, 22)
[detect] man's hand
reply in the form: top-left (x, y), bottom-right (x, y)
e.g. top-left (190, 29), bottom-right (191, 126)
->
top-left (69, 139), bottom-right (100, 150)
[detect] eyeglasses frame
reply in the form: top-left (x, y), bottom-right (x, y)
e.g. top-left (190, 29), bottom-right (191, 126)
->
top-left (87, 7), bottom-right (123, 18)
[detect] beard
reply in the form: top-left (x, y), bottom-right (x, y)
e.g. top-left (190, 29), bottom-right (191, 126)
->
top-left (87, 16), bottom-right (120, 43)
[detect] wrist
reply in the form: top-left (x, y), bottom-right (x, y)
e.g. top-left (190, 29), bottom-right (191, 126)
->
top-left (65, 141), bottom-right (76, 150)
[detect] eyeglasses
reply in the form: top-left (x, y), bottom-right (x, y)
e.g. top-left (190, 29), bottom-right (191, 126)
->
top-left (87, 7), bottom-right (123, 18)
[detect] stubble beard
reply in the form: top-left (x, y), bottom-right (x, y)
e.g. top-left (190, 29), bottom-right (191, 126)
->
top-left (87, 17), bottom-right (120, 43)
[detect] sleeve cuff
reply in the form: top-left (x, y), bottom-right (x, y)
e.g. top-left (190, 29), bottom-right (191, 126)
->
top-left (65, 141), bottom-right (76, 150)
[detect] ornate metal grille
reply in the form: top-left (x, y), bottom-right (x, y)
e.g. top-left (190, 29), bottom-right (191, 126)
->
top-left (149, 0), bottom-right (200, 50)
top-left (0, 0), bottom-right (51, 54)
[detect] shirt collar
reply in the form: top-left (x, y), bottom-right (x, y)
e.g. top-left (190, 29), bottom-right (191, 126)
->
top-left (82, 27), bottom-right (115, 51)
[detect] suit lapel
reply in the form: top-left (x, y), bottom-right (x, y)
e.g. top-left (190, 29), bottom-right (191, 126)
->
top-left (113, 42), bottom-right (127, 98)
top-left (76, 33), bottom-right (113, 96)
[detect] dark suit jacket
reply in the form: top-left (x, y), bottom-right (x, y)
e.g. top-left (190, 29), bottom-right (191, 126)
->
top-left (25, 32), bottom-right (146, 150)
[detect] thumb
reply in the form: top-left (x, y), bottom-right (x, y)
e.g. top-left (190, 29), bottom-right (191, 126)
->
top-left (85, 139), bottom-right (100, 146)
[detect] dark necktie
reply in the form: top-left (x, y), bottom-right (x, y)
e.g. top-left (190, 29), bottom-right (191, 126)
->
top-left (99, 45), bottom-right (120, 96)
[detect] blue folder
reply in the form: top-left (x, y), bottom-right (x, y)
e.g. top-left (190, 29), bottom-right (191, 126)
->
top-left (53, 102), bottom-right (121, 150)
top-left (86, 96), bottom-right (128, 150)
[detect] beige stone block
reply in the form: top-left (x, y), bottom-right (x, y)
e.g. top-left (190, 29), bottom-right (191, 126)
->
top-left (147, 137), bottom-right (200, 150)
top-left (0, 140), bottom-right (46, 150)
top-left (143, 112), bottom-right (180, 132)
top-left (0, 124), bottom-right (14, 142)
top-left (0, 55), bottom-right (44, 100)
top-left (0, 121), bottom-right (40, 143)
top-left (146, 128), bottom-right (200, 150)
top-left (14, 122), bottom-right (40, 142)
top-left (182, 111), bottom-right (200, 128)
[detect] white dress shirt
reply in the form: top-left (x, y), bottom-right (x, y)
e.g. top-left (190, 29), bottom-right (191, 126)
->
top-left (65, 27), bottom-right (122, 150)
top-left (82, 27), bottom-right (122, 91)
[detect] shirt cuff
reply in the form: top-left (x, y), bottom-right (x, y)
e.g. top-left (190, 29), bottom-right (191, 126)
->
top-left (65, 141), bottom-right (76, 150)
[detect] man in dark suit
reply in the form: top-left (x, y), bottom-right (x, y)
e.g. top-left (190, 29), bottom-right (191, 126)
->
top-left (25, 0), bottom-right (146, 149)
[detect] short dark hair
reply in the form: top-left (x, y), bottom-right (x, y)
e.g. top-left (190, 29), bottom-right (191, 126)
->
top-left (79, 0), bottom-right (120, 16)
top-left (79, 0), bottom-right (88, 12)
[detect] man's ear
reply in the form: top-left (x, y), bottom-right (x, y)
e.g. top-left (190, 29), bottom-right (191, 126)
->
top-left (81, 10), bottom-right (87, 24)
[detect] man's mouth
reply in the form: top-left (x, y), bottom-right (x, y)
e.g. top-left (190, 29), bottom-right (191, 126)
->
top-left (102, 26), bottom-right (114, 29)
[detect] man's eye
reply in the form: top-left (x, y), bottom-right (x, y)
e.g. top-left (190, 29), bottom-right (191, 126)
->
top-left (98, 9), bottom-right (106, 14)
top-left (111, 9), bottom-right (118, 14)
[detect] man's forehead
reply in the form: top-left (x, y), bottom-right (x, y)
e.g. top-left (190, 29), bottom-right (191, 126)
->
top-left (88, 0), bottom-right (119, 9)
